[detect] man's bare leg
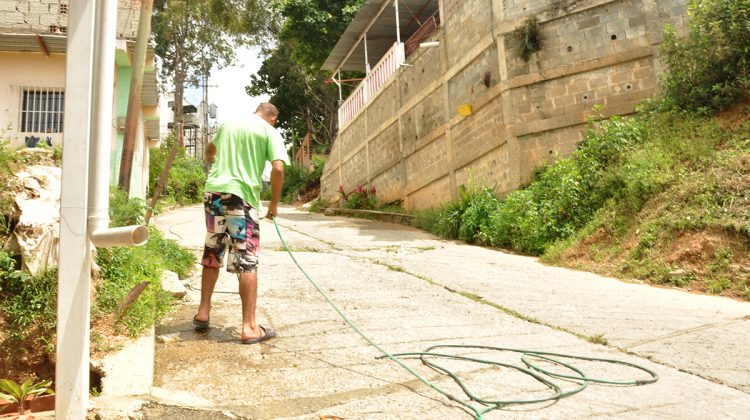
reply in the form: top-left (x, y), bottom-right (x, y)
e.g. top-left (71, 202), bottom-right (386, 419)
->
top-left (196, 266), bottom-right (219, 322)
top-left (239, 271), bottom-right (263, 340)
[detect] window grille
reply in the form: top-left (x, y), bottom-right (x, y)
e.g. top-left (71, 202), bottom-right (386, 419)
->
top-left (19, 87), bottom-right (65, 133)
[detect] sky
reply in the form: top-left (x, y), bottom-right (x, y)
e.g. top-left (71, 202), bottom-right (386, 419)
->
top-left (183, 46), bottom-right (268, 126)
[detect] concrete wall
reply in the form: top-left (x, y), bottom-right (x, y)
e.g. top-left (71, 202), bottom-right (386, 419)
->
top-left (0, 0), bottom-right (139, 37)
top-left (0, 51), bottom-right (66, 146)
top-left (321, 0), bottom-right (689, 210)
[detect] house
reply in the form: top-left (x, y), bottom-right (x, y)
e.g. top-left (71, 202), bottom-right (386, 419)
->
top-left (0, 0), bottom-right (160, 199)
top-left (320, 0), bottom-right (688, 210)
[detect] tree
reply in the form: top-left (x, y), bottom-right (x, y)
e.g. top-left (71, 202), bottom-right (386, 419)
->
top-left (246, 0), bottom-right (365, 153)
top-left (152, 0), bottom-right (272, 145)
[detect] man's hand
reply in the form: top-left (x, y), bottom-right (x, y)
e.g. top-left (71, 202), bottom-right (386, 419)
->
top-left (265, 202), bottom-right (278, 220)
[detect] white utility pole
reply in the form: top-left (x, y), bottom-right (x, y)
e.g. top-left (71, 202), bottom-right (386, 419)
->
top-left (56, 0), bottom-right (96, 416)
top-left (57, 1), bottom-right (149, 417)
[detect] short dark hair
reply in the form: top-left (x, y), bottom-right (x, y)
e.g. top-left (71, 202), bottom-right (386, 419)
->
top-left (256, 102), bottom-right (279, 118)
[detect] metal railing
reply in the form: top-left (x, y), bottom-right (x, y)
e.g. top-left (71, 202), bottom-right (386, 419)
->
top-left (338, 42), bottom-right (405, 130)
top-left (10, 85), bottom-right (66, 133)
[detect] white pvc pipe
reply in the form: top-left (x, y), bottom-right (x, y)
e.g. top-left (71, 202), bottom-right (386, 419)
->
top-left (89, 0), bottom-right (149, 248)
top-left (394, 0), bottom-right (401, 44)
top-left (91, 225), bottom-right (149, 247)
top-left (364, 33), bottom-right (371, 74)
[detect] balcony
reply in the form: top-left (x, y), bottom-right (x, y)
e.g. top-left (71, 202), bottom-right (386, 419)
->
top-left (338, 42), bottom-right (405, 130)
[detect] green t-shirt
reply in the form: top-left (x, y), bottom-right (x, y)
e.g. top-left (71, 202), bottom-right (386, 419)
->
top-left (204, 115), bottom-right (289, 208)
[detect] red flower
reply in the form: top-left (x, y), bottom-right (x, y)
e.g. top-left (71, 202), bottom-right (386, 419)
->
top-left (369, 186), bottom-right (377, 195)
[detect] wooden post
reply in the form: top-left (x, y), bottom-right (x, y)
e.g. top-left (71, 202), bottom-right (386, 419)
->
top-left (118, 0), bottom-right (154, 192)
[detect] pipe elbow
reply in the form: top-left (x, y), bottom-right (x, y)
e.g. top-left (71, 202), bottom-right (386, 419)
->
top-left (90, 225), bottom-right (149, 248)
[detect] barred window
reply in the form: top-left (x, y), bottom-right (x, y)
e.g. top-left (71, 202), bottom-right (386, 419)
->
top-left (20, 88), bottom-right (65, 133)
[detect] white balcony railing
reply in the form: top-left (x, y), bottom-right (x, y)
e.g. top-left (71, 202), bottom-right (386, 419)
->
top-left (338, 42), bottom-right (405, 130)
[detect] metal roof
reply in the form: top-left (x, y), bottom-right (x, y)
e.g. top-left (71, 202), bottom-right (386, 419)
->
top-left (321, 0), bottom-right (439, 72)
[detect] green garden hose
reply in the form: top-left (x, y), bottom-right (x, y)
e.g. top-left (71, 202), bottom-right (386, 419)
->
top-left (272, 218), bottom-right (658, 419)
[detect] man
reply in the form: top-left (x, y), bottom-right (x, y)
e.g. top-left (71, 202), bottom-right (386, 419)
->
top-left (193, 102), bottom-right (288, 344)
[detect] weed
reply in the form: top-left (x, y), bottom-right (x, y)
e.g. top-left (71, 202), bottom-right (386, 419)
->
top-left (0, 251), bottom-right (57, 341)
top-left (707, 276), bottom-right (732, 294)
top-left (709, 246), bottom-right (733, 274)
top-left (588, 334), bottom-right (609, 346)
top-left (307, 197), bottom-right (331, 213)
top-left (517, 17), bottom-right (542, 61)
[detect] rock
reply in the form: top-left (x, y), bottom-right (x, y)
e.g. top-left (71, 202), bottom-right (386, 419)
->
top-left (156, 333), bottom-right (182, 344)
top-left (324, 208), bottom-right (337, 216)
top-left (8, 165), bottom-right (61, 275)
top-left (160, 270), bottom-right (186, 298)
top-left (666, 269), bottom-right (691, 280)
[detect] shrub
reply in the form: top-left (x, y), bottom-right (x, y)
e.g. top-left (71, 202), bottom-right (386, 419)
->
top-left (281, 164), bottom-right (310, 203)
top-left (660, 0), bottom-right (750, 112)
top-left (280, 157), bottom-right (325, 203)
top-left (458, 187), bottom-right (499, 243)
top-left (109, 187), bottom-right (147, 227)
top-left (343, 185), bottom-right (378, 210)
top-left (0, 251), bottom-right (57, 341)
top-left (94, 226), bottom-right (193, 336)
top-left (149, 133), bottom-right (206, 206)
top-left (93, 189), bottom-right (195, 336)
top-left (428, 184), bottom-right (498, 241)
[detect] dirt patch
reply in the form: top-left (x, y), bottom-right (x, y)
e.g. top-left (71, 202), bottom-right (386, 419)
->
top-left (0, 317), bottom-right (55, 384)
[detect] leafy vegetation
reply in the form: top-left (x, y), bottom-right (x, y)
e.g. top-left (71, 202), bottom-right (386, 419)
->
top-left (148, 134), bottom-right (206, 207)
top-left (341, 185), bottom-right (378, 210)
top-left (0, 139), bottom-right (16, 235)
top-left (0, 378), bottom-right (53, 415)
top-left (279, 157), bottom-right (325, 203)
top-left (660, 0), bottom-right (750, 113)
top-left (94, 191), bottom-right (196, 336)
top-left (0, 253), bottom-right (57, 342)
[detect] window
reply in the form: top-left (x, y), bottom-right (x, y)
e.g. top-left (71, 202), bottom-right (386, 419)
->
top-left (20, 88), bottom-right (65, 133)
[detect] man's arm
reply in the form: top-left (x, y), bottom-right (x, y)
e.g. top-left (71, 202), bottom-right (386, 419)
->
top-left (205, 142), bottom-right (216, 163)
top-left (266, 160), bottom-right (284, 219)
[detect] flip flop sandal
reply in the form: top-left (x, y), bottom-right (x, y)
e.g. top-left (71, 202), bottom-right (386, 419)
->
top-left (241, 325), bottom-right (277, 345)
top-left (193, 315), bottom-right (210, 331)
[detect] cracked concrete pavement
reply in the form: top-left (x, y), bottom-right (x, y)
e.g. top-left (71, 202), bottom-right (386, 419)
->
top-left (141, 204), bottom-right (750, 419)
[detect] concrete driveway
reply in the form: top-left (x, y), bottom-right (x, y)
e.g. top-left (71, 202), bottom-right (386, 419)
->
top-left (145, 204), bottom-right (750, 419)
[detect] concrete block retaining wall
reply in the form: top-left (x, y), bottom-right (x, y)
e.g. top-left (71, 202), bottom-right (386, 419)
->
top-left (322, 0), bottom-right (688, 210)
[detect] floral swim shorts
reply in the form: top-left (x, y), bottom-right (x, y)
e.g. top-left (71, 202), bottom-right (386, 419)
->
top-left (201, 192), bottom-right (260, 273)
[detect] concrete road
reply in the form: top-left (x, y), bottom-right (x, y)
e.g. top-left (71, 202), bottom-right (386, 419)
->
top-left (147, 204), bottom-right (750, 419)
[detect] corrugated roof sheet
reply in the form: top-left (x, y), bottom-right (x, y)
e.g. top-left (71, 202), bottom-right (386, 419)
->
top-left (321, 0), bottom-right (438, 72)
